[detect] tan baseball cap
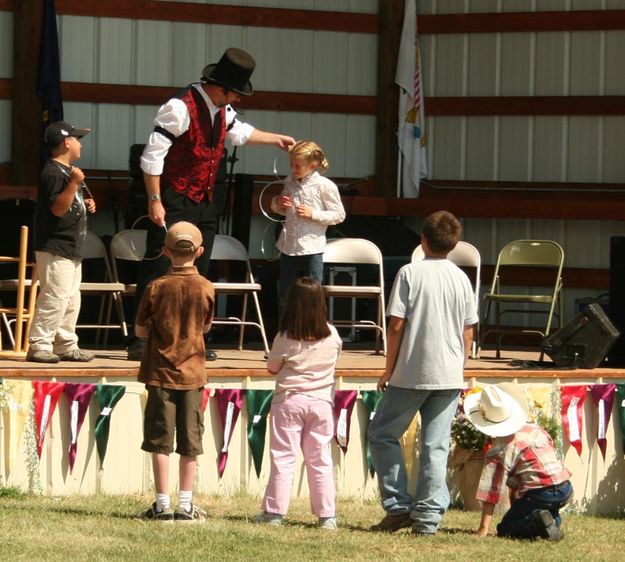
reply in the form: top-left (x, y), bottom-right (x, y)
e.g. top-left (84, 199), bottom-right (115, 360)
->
top-left (165, 221), bottom-right (202, 253)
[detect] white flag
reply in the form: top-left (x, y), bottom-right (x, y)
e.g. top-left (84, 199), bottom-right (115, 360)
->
top-left (396, 0), bottom-right (427, 198)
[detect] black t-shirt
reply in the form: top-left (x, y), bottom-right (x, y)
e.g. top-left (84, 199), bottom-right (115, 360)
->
top-left (34, 160), bottom-right (87, 260)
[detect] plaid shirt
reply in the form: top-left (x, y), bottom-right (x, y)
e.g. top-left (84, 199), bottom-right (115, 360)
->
top-left (476, 424), bottom-right (571, 504)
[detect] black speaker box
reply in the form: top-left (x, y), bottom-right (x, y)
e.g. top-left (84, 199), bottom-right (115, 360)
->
top-left (542, 303), bottom-right (620, 368)
top-left (608, 236), bottom-right (625, 365)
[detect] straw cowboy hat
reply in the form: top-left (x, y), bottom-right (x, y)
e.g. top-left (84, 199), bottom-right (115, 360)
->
top-left (463, 383), bottom-right (529, 437)
top-left (202, 48), bottom-right (255, 96)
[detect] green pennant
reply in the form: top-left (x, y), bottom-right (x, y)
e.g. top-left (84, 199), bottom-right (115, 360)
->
top-left (94, 384), bottom-right (126, 467)
top-left (246, 390), bottom-right (274, 477)
top-left (360, 390), bottom-right (384, 477)
top-left (616, 384), bottom-right (625, 455)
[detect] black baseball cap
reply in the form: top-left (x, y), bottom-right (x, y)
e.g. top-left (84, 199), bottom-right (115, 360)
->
top-left (44, 121), bottom-right (91, 148)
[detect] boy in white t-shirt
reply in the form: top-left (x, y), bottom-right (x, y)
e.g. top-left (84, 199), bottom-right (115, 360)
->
top-left (368, 211), bottom-right (479, 535)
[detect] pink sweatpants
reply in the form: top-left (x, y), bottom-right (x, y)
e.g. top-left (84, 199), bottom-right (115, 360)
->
top-left (262, 393), bottom-right (335, 517)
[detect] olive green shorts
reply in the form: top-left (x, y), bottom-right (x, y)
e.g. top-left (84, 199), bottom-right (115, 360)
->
top-left (141, 385), bottom-right (205, 457)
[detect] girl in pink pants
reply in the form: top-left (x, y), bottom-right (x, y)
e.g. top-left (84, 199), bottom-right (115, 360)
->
top-left (255, 277), bottom-right (342, 530)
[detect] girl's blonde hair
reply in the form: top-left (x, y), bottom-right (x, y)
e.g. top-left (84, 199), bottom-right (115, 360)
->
top-left (288, 140), bottom-right (329, 172)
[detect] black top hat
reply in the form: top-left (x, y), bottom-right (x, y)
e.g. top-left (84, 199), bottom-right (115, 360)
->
top-left (202, 48), bottom-right (255, 96)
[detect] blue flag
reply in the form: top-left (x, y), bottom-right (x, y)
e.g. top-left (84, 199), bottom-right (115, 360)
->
top-left (37, 0), bottom-right (63, 163)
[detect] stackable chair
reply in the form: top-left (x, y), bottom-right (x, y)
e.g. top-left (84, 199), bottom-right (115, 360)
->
top-left (412, 240), bottom-right (482, 358)
top-left (78, 231), bottom-right (127, 343)
top-left (479, 240), bottom-right (564, 359)
top-left (0, 225), bottom-right (38, 358)
top-left (322, 238), bottom-right (386, 355)
top-left (209, 234), bottom-right (270, 354)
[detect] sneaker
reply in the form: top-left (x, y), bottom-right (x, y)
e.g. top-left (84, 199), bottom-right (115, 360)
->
top-left (127, 338), bottom-right (146, 361)
top-left (58, 349), bottom-right (94, 362)
top-left (26, 350), bottom-right (60, 364)
top-left (318, 516), bottom-right (337, 530)
top-left (369, 511), bottom-right (412, 533)
top-left (253, 511), bottom-right (283, 526)
top-left (174, 503), bottom-right (206, 523)
top-left (533, 509), bottom-right (564, 542)
top-left (141, 502), bottom-right (174, 522)
top-left (205, 349), bottom-right (217, 361)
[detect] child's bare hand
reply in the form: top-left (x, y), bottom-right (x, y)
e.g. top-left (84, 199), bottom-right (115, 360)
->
top-left (278, 195), bottom-right (293, 210)
top-left (85, 198), bottom-right (96, 214)
top-left (295, 204), bottom-right (313, 219)
top-left (70, 166), bottom-right (85, 183)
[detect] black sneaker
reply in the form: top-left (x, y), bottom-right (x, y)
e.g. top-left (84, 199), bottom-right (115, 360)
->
top-left (127, 338), bottom-right (146, 361)
top-left (141, 502), bottom-right (174, 522)
top-left (174, 503), bottom-right (206, 523)
top-left (369, 511), bottom-right (412, 533)
top-left (533, 509), bottom-right (564, 542)
top-left (205, 349), bottom-right (217, 361)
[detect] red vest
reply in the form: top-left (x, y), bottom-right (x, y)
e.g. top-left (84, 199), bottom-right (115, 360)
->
top-left (162, 86), bottom-right (226, 202)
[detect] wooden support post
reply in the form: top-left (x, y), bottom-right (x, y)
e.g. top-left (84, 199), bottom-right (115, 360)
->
top-left (11, 0), bottom-right (43, 186)
top-left (375, 0), bottom-right (404, 197)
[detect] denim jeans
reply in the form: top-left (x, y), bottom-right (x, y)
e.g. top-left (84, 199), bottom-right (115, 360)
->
top-left (497, 480), bottom-right (573, 539)
top-left (367, 385), bottom-right (460, 534)
top-left (278, 253), bottom-right (324, 307)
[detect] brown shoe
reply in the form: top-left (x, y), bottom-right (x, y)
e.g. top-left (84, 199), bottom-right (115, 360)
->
top-left (369, 512), bottom-right (412, 532)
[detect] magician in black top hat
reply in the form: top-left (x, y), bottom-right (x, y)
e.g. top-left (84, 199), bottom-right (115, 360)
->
top-left (202, 47), bottom-right (255, 96)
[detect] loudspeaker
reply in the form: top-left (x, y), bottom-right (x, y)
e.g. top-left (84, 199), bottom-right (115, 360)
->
top-left (608, 236), bottom-right (625, 366)
top-left (542, 303), bottom-right (620, 368)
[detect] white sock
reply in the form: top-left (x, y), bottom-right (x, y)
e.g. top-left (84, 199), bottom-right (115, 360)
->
top-left (178, 490), bottom-right (192, 511)
top-left (156, 493), bottom-right (170, 512)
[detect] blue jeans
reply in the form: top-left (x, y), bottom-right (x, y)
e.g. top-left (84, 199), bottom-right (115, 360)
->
top-left (278, 253), bottom-right (324, 305)
top-left (368, 385), bottom-right (460, 534)
top-left (497, 480), bottom-right (573, 539)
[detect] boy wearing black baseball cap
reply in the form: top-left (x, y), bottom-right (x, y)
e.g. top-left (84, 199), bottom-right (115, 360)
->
top-left (27, 121), bottom-right (96, 363)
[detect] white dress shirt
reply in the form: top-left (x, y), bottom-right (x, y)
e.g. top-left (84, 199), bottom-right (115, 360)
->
top-left (140, 82), bottom-right (255, 176)
top-left (273, 171), bottom-right (346, 256)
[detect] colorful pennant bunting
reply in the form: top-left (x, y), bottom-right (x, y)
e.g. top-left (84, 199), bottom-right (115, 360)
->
top-left (333, 390), bottom-right (358, 453)
top-left (245, 390), bottom-right (274, 477)
top-left (63, 383), bottom-right (96, 472)
top-left (590, 384), bottom-right (616, 461)
top-left (32, 381), bottom-right (66, 458)
top-left (360, 390), bottom-right (384, 476)
top-left (214, 389), bottom-right (245, 478)
top-left (94, 384), bottom-right (126, 467)
top-left (560, 385), bottom-right (587, 457)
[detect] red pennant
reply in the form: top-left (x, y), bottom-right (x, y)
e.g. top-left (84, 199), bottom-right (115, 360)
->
top-left (214, 389), bottom-right (245, 478)
top-left (333, 390), bottom-right (358, 453)
top-left (32, 381), bottom-right (66, 458)
top-left (560, 385), bottom-right (587, 457)
top-left (202, 387), bottom-right (212, 412)
top-left (590, 384), bottom-right (617, 461)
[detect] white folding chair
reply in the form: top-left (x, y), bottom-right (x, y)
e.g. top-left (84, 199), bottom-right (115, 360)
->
top-left (322, 238), bottom-right (386, 355)
top-left (412, 240), bottom-right (481, 357)
top-left (210, 235), bottom-right (270, 354)
top-left (110, 229), bottom-right (147, 337)
top-left (78, 231), bottom-right (127, 342)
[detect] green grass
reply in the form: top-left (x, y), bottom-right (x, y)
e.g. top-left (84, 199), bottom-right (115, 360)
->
top-left (0, 491), bottom-right (623, 561)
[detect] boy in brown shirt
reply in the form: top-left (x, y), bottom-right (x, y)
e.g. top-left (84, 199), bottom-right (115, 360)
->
top-left (136, 221), bottom-right (215, 522)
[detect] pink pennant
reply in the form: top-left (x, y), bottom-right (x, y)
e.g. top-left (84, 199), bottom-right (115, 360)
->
top-left (560, 385), bottom-right (587, 457)
top-left (63, 383), bottom-right (96, 472)
top-left (32, 381), bottom-right (66, 458)
top-left (590, 384), bottom-right (617, 460)
top-left (214, 389), bottom-right (245, 478)
top-left (333, 390), bottom-right (358, 453)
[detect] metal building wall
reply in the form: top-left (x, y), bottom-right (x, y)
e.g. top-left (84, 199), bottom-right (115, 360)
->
top-left (56, 1), bottom-right (378, 179)
top-left (416, 0), bottom-right (625, 323)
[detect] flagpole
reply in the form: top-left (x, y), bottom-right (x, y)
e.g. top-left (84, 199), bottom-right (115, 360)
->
top-left (396, 152), bottom-right (403, 198)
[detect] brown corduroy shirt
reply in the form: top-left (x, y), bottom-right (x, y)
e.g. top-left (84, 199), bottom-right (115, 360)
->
top-left (136, 266), bottom-right (215, 389)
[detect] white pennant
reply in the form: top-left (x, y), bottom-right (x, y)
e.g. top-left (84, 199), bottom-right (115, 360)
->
top-left (598, 399), bottom-right (606, 440)
top-left (337, 408), bottom-right (348, 448)
top-left (567, 397), bottom-right (580, 443)
top-left (221, 401), bottom-right (235, 453)
top-left (39, 394), bottom-right (52, 443)
top-left (70, 400), bottom-right (79, 445)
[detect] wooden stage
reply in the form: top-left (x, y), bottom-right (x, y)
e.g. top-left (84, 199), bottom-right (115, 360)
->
top-left (1, 347), bottom-right (625, 380)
